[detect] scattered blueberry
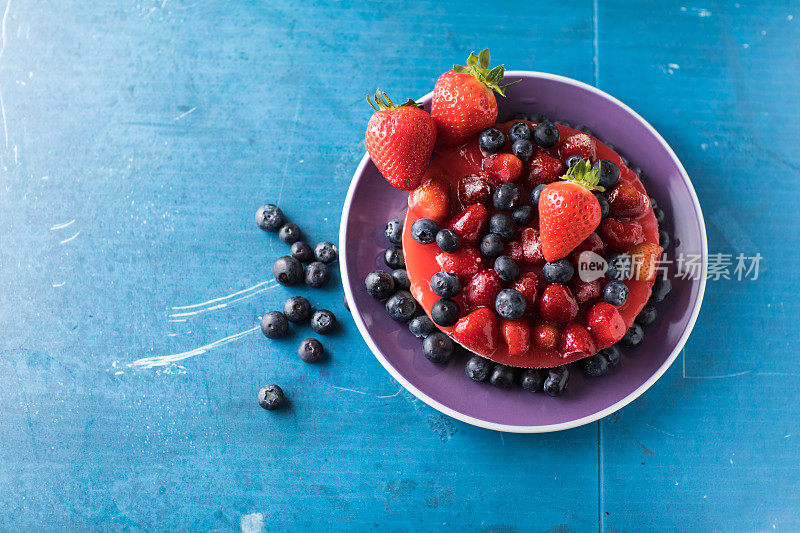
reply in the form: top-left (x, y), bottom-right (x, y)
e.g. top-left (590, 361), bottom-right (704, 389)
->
top-left (531, 184), bottom-right (547, 208)
top-left (659, 229), bottom-right (671, 249)
top-left (272, 256), bottom-right (303, 286)
top-left (489, 364), bottom-right (515, 389)
top-left (488, 213), bottom-right (515, 241)
top-left (593, 160), bottom-right (620, 189)
top-left (314, 241), bottom-right (338, 264)
top-left (290, 241), bottom-right (314, 262)
top-left (635, 304), bottom-right (658, 326)
top-left (384, 246), bottom-right (405, 269)
top-left (431, 298), bottom-right (460, 327)
top-left (255, 204), bottom-right (284, 232)
top-left (283, 296), bottom-right (312, 324)
top-left (543, 366), bottom-right (569, 397)
top-left (511, 139), bottom-right (534, 163)
top-left (606, 253), bottom-right (632, 280)
top-left (520, 369), bottom-right (546, 392)
top-left (408, 315), bottom-right (436, 338)
top-left (391, 269), bottom-right (410, 291)
top-left (365, 270), bottom-right (395, 299)
top-left (582, 353), bottom-right (609, 377)
top-left (543, 259), bottom-right (575, 284)
top-left (310, 309), bottom-right (337, 335)
top-left (565, 154), bottom-right (585, 169)
top-left (493, 183), bottom-right (520, 212)
top-left (495, 288), bottom-right (526, 319)
top-left (620, 323), bottom-right (644, 348)
top-left (257, 384), bottom-right (285, 410)
top-left (479, 128), bottom-right (506, 153)
top-left (410, 218), bottom-right (439, 244)
top-left (512, 205), bottom-right (534, 226)
top-left (423, 332), bottom-right (455, 364)
top-left (649, 277), bottom-right (672, 303)
top-left (429, 271), bottom-right (461, 298)
top-left (480, 233), bottom-right (504, 258)
top-left (436, 229), bottom-right (461, 253)
top-left (533, 121), bottom-right (559, 148)
top-left (603, 280), bottom-right (629, 306)
top-left (260, 311), bottom-right (289, 339)
top-left (278, 222), bottom-right (302, 244)
top-left (508, 121), bottom-right (532, 143)
top-left (298, 338), bottom-right (325, 363)
top-left (494, 255), bottom-right (519, 282)
top-left (465, 356), bottom-right (494, 382)
top-left (386, 291), bottom-right (417, 323)
top-left (385, 218), bottom-right (403, 244)
top-left (305, 261), bottom-right (330, 288)
top-left (653, 206), bottom-right (665, 225)
top-left (600, 346), bottom-right (621, 365)
top-left (594, 192), bottom-right (610, 219)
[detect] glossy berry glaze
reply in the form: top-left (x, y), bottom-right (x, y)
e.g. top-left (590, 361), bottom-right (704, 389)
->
top-left (403, 121), bottom-right (658, 368)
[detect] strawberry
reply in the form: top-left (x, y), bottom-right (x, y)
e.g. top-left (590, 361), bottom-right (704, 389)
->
top-left (599, 218), bottom-right (645, 253)
top-left (568, 232), bottom-right (605, 264)
top-left (538, 159), bottom-right (604, 262)
top-left (464, 269), bottom-right (502, 309)
top-left (483, 153), bottom-right (523, 183)
top-left (503, 239), bottom-right (525, 263)
top-left (571, 278), bottom-right (603, 305)
top-left (607, 182), bottom-right (649, 218)
top-left (538, 284), bottom-right (579, 324)
top-left (436, 247), bottom-right (485, 279)
top-left (526, 150), bottom-right (565, 187)
top-left (520, 227), bottom-right (545, 265)
top-left (559, 132), bottom-right (596, 163)
top-left (512, 271), bottom-right (539, 308)
top-left (365, 91), bottom-right (436, 190)
top-left (447, 204), bottom-right (489, 243)
top-left (408, 177), bottom-right (450, 223)
top-left (628, 242), bottom-right (664, 282)
top-left (586, 302), bottom-right (627, 346)
top-left (560, 324), bottom-right (596, 359)
top-left (501, 319), bottom-right (530, 356)
top-left (457, 175), bottom-right (494, 208)
top-left (431, 49), bottom-right (518, 148)
top-left (533, 322), bottom-right (561, 350)
top-left (452, 307), bottom-right (499, 355)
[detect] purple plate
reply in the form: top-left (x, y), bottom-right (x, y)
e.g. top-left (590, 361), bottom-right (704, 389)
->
top-left (339, 71), bottom-right (707, 433)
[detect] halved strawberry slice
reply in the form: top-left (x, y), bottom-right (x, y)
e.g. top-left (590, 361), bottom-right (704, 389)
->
top-left (520, 227), bottom-right (545, 265)
top-left (408, 177), bottom-right (450, 223)
top-left (533, 322), bottom-right (561, 350)
top-left (526, 150), bottom-right (565, 187)
top-left (457, 175), bottom-right (494, 208)
top-left (628, 242), bottom-right (664, 282)
top-left (599, 218), bottom-right (645, 253)
top-left (608, 183), bottom-right (649, 218)
top-left (560, 324), bottom-right (596, 359)
top-left (571, 278), bottom-right (603, 305)
top-left (464, 269), bottom-right (502, 309)
top-left (435, 246), bottom-right (485, 279)
top-left (559, 132), bottom-right (597, 163)
top-left (452, 307), bottom-right (499, 355)
top-left (503, 239), bottom-right (525, 263)
top-left (538, 284), bottom-right (578, 324)
top-left (512, 272), bottom-right (539, 308)
top-left (501, 319), bottom-right (530, 356)
top-left (483, 153), bottom-right (523, 183)
top-left (447, 204), bottom-right (489, 243)
top-left (586, 302), bottom-right (627, 346)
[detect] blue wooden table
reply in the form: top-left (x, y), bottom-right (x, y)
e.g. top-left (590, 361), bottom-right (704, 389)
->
top-left (1, 0), bottom-right (798, 530)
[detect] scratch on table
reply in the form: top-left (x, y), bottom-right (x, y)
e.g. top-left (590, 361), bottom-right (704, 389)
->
top-left (329, 385), bottom-right (402, 399)
top-left (50, 219), bottom-right (76, 231)
top-left (171, 280), bottom-right (276, 312)
top-left (172, 106), bottom-right (196, 121)
top-left (276, 98), bottom-right (301, 206)
top-left (129, 325), bottom-right (259, 369)
top-left (51, 281), bottom-right (65, 288)
top-left (59, 230), bottom-right (81, 244)
top-left (0, 0), bottom-right (11, 63)
top-left (168, 283), bottom-right (276, 318)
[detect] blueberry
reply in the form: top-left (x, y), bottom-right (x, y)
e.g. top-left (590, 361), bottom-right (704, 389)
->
top-left (479, 128), bottom-right (505, 153)
top-left (620, 323), bottom-right (644, 348)
top-left (314, 241), bottom-right (338, 264)
top-left (520, 369), bottom-right (546, 392)
top-left (391, 269), bottom-right (410, 291)
top-left (465, 355), bottom-right (494, 382)
top-left (531, 184), bottom-right (547, 208)
top-left (577, 124), bottom-right (593, 135)
top-left (653, 206), bottom-right (665, 224)
top-left (603, 280), bottom-right (629, 306)
top-left (635, 304), bottom-right (658, 326)
top-left (555, 119), bottom-right (574, 128)
top-left (283, 296), bottom-right (312, 324)
top-left (298, 338), bottom-right (325, 363)
top-left (631, 166), bottom-right (643, 178)
top-left (511, 139), bottom-right (534, 163)
top-left (290, 241), bottom-right (314, 262)
top-left (659, 229), bottom-right (671, 249)
top-left (386, 290), bottom-right (417, 323)
top-left (543, 366), bottom-right (569, 396)
top-left (429, 271), bottom-right (461, 298)
top-left (436, 229), bottom-right (461, 253)
top-left (408, 315), bottom-right (436, 338)
top-left (594, 192), bottom-right (610, 219)
top-left (489, 364), bottom-right (515, 389)
top-left (310, 309), bottom-right (337, 335)
top-left (543, 259), bottom-right (575, 284)
top-left (582, 353), bottom-right (609, 377)
top-left (511, 112), bottom-right (532, 121)
top-left (533, 121), bottom-right (559, 148)
top-left (384, 246), bottom-right (405, 269)
top-left (512, 205), bottom-right (534, 226)
top-left (494, 255), bottom-right (519, 282)
top-left (410, 218), bottom-right (439, 244)
top-left (593, 160), bottom-right (620, 190)
top-left (278, 222), bottom-right (302, 244)
top-left (531, 113), bottom-right (550, 123)
top-left (365, 270), bottom-right (395, 299)
top-left (423, 332), bottom-right (455, 364)
top-left (257, 384), bottom-right (285, 410)
top-left (488, 213), bottom-right (515, 241)
top-left (648, 195), bottom-right (659, 210)
top-left (272, 256), bottom-right (303, 286)
top-left (565, 154), bottom-right (585, 169)
top-left (495, 288), bottom-right (526, 319)
top-left (620, 154), bottom-right (630, 166)
top-left (606, 253), bottom-right (632, 280)
top-left (480, 233), bottom-right (504, 258)
top-left (508, 121), bottom-right (532, 142)
top-left (493, 183), bottom-right (520, 212)
top-left (385, 218), bottom-right (404, 244)
top-left (649, 277), bottom-right (672, 303)
top-left (431, 298), bottom-right (460, 327)
top-left (305, 261), bottom-right (330, 288)
top-left (260, 311), bottom-right (289, 339)
top-left (600, 346), bottom-right (621, 365)
top-left (255, 204), bottom-right (284, 232)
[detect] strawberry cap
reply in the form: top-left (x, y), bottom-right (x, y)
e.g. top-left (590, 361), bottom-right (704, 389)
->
top-left (452, 49), bottom-right (520, 97)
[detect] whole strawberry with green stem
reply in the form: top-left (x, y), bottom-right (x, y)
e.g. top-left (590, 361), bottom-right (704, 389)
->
top-left (538, 159), bottom-right (604, 262)
top-left (431, 49), bottom-right (519, 148)
top-left (365, 91), bottom-right (437, 190)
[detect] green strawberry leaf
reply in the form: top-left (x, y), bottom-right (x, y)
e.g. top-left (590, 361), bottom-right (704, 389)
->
top-left (560, 158), bottom-right (605, 192)
top-left (367, 90), bottom-right (421, 111)
top-left (450, 48), bottom-right (521, 97)
top-left (477, 48), bottom-right (490, 69)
